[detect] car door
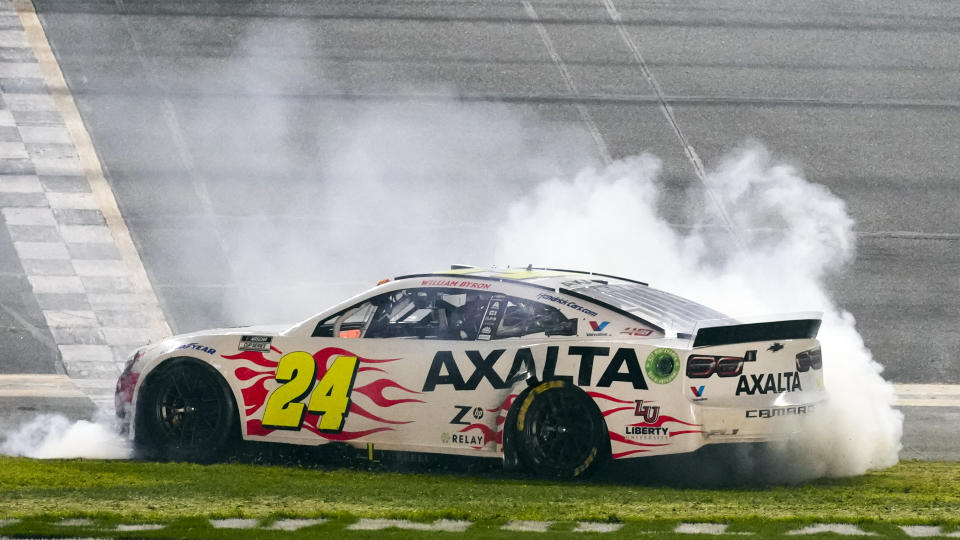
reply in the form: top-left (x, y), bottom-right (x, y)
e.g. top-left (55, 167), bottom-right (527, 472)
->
top-left (239, 286), bottom-right (498, 451)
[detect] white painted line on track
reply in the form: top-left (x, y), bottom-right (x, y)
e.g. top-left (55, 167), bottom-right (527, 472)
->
top-left (9, 0), bottom-right (171, 401)
top-left (522, 0), bottom-right (613, 165)
top-left (900, 526), bottom-right (945, 537)
top-left (110, 9), bottom-right (236, 284)
top-left (115, 524), bottom-right (164, 532)
top-left (786, 524), bottom-right (874, 536)
top-left (267, 519), bottom-right (327, 531)
top-left (0, 520), bottom-right (18, 528)
top-left (0, 374), bottom-right (86, 398)
top-left (675, 523), bottom-right (730, 535)
top-left (0, 538), bottom-right (102, 540)
top-left (895, 384), bottom-right (960, 407)
top-left (897, 398), bottom-right (960, 408)
top-left (348, 519), bottom-right (471, 532)
top-left (573, 522), bottom-right (624, 533)
top-left (54, 519), bottom-right (93, 527)
top-left (14, 1), bottom-right (163, 325)
top-left (502, 520), bottom-right (553, 533)
top-left (601, 0), bottom-right (741, 246)
top-left (209, 518), bottom-right (259, 529)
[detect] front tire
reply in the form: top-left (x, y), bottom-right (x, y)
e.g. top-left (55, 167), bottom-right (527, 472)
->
top-left (136, 359), bottom-right (238, 462)
top-left (513, 380), bottom-right (608, 478)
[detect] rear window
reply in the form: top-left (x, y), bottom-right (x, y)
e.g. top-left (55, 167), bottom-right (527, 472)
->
top-left (564, 282), bottom-right (726, 333)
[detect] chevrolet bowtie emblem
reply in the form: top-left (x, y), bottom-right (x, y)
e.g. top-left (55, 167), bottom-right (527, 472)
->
top-left (767, 342), bottom-right (784, 352)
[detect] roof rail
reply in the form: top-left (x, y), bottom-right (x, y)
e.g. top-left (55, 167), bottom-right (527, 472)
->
top-left (534, 267), bottom-right (648, 286)
top-left (393, 273), bottom-right (555, 291)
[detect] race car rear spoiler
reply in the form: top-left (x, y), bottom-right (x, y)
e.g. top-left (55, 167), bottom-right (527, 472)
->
top-left (690, 313), bottom-right (822, 348)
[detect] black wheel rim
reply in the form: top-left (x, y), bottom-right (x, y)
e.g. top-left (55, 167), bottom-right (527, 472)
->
top-left (526, 391), bottom-right (599, 470)
top-left (152, 365), bottom-right (225, 451)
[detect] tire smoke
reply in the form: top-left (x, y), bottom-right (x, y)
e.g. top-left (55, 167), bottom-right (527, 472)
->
top-left (494, 144), bottom-right (903, 482)
top-left (0, 21), bottom-right (901, 478)
top-left (0, 412), bottom-right (131, 460)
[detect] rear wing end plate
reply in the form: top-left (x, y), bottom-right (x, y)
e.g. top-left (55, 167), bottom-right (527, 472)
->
top-left (691, 312), bottom-right (822, 348)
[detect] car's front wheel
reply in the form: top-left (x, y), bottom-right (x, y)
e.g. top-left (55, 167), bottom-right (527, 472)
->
top-left (513, 380), bottom-right (608, 478)
top-left (135, 359), bottom-right (237, 462)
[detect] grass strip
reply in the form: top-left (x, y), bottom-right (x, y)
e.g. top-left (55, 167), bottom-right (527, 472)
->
top-left (0, 518), bottom-right (951, 540)
top-left (0, 457), bottom-right (957, 525)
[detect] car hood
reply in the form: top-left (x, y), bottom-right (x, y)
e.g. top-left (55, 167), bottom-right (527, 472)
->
top-left (168, 324), bottom-right (292, 341)
top-left (138, 324), bottom-right (292, 359)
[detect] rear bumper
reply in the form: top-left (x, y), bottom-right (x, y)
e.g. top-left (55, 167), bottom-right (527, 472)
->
top-left (698, 399), bottom-right (825, 444)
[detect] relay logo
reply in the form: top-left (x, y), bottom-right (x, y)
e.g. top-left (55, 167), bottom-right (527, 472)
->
top-left (589, 321), bottom-right (609, 332)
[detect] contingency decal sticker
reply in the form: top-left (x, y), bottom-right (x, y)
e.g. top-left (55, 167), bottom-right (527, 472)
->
top-left (443, 393), bottom-right (517, 450)
top-left (645, 348), bottom-right (681, 384)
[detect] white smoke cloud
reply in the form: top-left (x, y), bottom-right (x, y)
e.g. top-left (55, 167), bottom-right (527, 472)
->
top-left (170, 26), bottom-right (902, 479)
top-left (494, 143), bottom-right (903, 481)
top-left (6, 20), bottom-right (899, 480)
top-left (0, 413), bottom-right (131, 460)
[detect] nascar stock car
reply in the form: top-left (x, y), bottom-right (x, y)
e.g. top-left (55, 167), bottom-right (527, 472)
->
top-left (116, 266), bottom-right (826, 477)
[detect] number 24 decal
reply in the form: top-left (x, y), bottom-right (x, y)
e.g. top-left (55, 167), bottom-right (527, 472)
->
top-left (261, 352), bottom-right (359, 432)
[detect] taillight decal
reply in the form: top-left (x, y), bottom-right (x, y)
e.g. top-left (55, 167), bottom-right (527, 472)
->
top-left (796, 346), bottom-right (822, 372)
top-left (686, 356), bottom-right (716, 378)
top-left (686, 351), bottom-right (755, 379)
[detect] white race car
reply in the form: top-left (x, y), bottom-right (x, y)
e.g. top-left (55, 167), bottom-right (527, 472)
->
top-left (116, 267), bottom-right (825, 477)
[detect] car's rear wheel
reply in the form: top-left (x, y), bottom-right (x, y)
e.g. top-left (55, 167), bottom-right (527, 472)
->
top-left (513, 380), bottom-right (608, 478)
top-left (136, 359), bottom-right (237, 462)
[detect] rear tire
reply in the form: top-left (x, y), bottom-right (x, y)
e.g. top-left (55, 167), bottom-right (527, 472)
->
top-left (513, 380), bottom-right (608, 478)
top-left (135, 359), bottom-right (237, 463)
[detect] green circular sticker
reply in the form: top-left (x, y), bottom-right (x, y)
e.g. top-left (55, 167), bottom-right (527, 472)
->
top-left (646, 348), bottom-right (680, 384)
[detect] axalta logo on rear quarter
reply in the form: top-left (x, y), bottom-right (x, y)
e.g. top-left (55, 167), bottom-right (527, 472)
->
top-left (735, 372), bottom-right (802, 395)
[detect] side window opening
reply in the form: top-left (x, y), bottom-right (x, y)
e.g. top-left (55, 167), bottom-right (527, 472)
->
top-left (312, 288), bottom-right (578, 340)
top-left (366, 288), bottom-right (494, 340)
top-left (312, 312), bottom-right (340, 337)
top-left (337, 303), bottom-right (376, 338)
top-left (494, 298), bottom-right (577, 339)
top-left (311, 302), bottom-right (376, 338)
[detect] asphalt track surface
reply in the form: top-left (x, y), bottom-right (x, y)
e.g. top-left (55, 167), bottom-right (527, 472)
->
top-left (0, 1), bottom-right (957, 458)
top-left (26, 0), bottom-right (960, 381)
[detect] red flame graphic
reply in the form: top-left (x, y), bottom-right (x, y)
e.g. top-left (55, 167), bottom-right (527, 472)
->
top-left (235, 367), bottom-right (273, 381)
top-left (455, 393), bottom-right (517, 449)
top-left (459, 423), bottom-right (500, 446)
top-left (586, 391), bottom-right (634, 405)
top-left (222, 350), bottom-right (278, 369)
top-left (226, 347), bottom-right (422, 443)
top-left (669, 430), bottom-right (704, 437)
top-left (587, 391), bottom-right (647, 417)
top-left (627, 415), bottom-right (700, 429)
top-left (610, 408), bottom-right (703, 459)
top-left (354, 379), bottom-right (424, 408)
top-left (241, 377), bottom-right (272, 416)
top-left (602, 406), bottom-right (634, 417)
top-left (486, 394), bottom-right (517, 414)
